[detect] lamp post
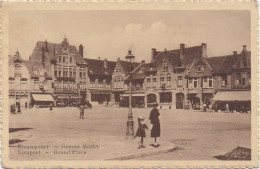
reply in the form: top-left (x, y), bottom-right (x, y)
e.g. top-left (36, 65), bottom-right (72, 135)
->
top-left (126, 70), bottom-right (135, 139)
top-left (125, 49), bottom-right (135, 139)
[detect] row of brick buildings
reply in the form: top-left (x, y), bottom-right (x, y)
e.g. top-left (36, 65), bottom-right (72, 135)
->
top-left (9, 36), bottom-right (251, 110)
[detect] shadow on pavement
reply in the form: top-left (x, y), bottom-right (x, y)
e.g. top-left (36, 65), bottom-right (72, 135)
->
top-left (9, 139), bottom-right (26, 145)
top-left (214, 146), bottom-right (251, 160)
top-left (9, 128), bottom-right (32, 133)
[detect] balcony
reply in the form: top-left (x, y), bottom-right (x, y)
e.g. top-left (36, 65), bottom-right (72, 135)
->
top-left (56, 76), bottom-right (75, 81)
top-left (202, 88), bottom-right (214, 93)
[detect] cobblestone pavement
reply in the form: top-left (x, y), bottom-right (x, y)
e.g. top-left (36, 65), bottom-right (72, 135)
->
top-left (9, 106), bottom-right (250, 160)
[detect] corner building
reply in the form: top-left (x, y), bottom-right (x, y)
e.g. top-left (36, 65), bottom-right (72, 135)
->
top-left (30, 36), bottom-right (88, 106)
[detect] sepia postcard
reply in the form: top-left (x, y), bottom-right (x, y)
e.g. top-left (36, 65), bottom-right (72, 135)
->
top-left (1, 1), bottom-right (259, 168)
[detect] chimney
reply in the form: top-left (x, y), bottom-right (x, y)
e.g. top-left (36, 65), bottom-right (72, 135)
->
top-left (201, 43), bottom-right (207, 58)
top-left (233, 51), bottom-right (237, 56)
top-left (42, 47), bottom-right (45, 68)
top-left (54, 44), bottom-right (56, 56)
top-left (79, 44), bottom-right (83, 57)
top-left (44, 39), bottom-right (48, 52)
top-left (180, 43), bottom-right (185, 60)
top-left (104, 58), bottom-right (108, 69)
top-left (243, 45), bottom-right (247, 51)
top-left (141, 60), bottom-right (145, 64)
top-left (151, 48), bottom-right (157, 62)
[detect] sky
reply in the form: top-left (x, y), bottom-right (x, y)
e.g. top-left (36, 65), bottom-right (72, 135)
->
top-left (9, 10), bottom-right (250, 62)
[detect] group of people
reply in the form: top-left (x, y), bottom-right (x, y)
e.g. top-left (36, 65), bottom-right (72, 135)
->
top-left (135, 102), bottom-right (161, 149)
top-left (10, 102), bottom-right (22, 114)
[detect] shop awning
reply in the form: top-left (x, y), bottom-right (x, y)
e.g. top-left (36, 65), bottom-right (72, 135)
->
top-left (32, 94), bottom-right (54, 102)
top-left (212, 91), bottom-right (251, 101)
top-left (121, 93), bottom-right (145, 97)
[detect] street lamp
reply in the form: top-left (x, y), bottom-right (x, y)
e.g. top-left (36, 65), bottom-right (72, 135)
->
top-left (126, 70), bottom-right (135, 139)
top-left (125, 49), bottom-right (135, 139)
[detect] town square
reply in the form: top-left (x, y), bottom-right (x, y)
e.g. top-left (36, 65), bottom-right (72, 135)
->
top-left (3, 8), bottom-right (256, 167)
top-left (9, 106), bottom-right (250, 160)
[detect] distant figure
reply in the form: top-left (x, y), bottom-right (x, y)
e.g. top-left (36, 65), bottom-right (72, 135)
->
top-left (203, 103), bottom-right (207, 112)
top-left (149, 102), bottom-right (161, 147)
top-left (11, 104), bottom-right (16, 114)
top-left (50, 103), bottom-right (53, 112)
top-left (135, 115), bottom-right (148, 149)
top-left (25, 101), bottom-right (27, 109)
top-left (79, 104), bottom-right (85, 119)
top-left (16, 102), bottom-right (21, 114)
top-left (225, 103), bottom-right (229, 113)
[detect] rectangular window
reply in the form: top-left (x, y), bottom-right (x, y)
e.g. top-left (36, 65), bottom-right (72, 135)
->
top-left (54, 67), bottom-right (58, 77)
top-left (188, 78), bottom-right (193, 88)
top-left (90, 82), bottom-right (94, 88)
top-left (147, 78), bottom-right (151, 88)
top-left (160, 92), bottom-right (172, 103)
top-left (209, 77), bottom-right (213, 88)
top-left (9, 80), bottom-right (15, 89)
top-left (70, 57), bottom-right (72, 63)
top-left (242, 78), bottom-right (246, 86)
top-left (194, 78), bottom-right (198, 88)
top-left (166, 75), bottom-right (171, 87)
top-left (59, 56), bottom-right (62, 62)
top-left (73, 68), bottom-right (76, 77)
top-left (34, 81), bottom-right (39, 89)
top-left (177, 76), bottom-right (183, 87)
top-left (160, 76), bottom-right (164, 87)
top-left (98, 81), bottom-right (103, 88)
top-left (222, 75), bottom-right (228, 86)
top-left (203, 77), bottom-right (208, 88)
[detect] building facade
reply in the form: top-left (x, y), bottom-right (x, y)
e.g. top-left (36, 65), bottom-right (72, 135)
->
top-left (30, 37), bottom-right (88, 106)
top-left (9, 51), bottom-right (53, 107)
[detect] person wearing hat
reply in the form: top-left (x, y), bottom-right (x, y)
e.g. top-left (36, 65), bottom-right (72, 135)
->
top-left (135, 115), bottom-right (148, 149)
top-left (149, 102), bottom-right (161, 147)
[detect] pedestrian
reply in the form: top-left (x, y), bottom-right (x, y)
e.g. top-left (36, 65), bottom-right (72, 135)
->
top-left (50, 103), bottom-right (53, 113)
top-left (17, 102), bottom-right (21, 114)
top-left (79, 103), bottom-right (85, 119)
top-left (25, 101), bottom-right (27, 109)
top-left (149, 102), bottom-right (161, 147)
top-left (10, 104), bottom-right (15, 114)
top-left (135, 115), bottom-right (148, 149)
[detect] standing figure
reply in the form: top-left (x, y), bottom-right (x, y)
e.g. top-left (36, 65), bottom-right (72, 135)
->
top-left (135, 115), bottom-right (148, 149)
top-left (79, 104), bottom-right (85, 119)
top-left (25, 101), bottom-right (27, 109)
top-left (17, 102), bottom-right (21, 114)
top-left (149, 102), bottom-right (161, 147)
top-left (50, 103), bottom-right (53, 112)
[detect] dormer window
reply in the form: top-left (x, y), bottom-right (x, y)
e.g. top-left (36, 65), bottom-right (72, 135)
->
top-left (196, 61), bottom-right (204, 72)
top-left (162, 57), bottom-right (168, 71)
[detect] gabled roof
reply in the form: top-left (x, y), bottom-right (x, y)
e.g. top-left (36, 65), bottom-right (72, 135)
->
top-left (23, 60), bottom-right (51, 78)
top-left (118, 60), bottom-right (141, 74)
top-left (151, 45), bottom-right (203, 70)
top-left (84, 58), bottom-right (116, 76)
top-left (31, 41), bottom-right (87, 65)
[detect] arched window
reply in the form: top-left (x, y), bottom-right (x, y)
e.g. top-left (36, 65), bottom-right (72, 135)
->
top-left (160, 74), bottom-right (164, 86)
top-left (166, 74), bottom-right (171, 87)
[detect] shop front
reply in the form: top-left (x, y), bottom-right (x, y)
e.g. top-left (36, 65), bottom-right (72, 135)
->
top-left (90, 90), bottom-right (111, 105)
top-left (187, 93), bottom-right (201, 110)
top-left (120, 93), bottom-right (145, 108)
top-left (31, 93), bottom-right (54, 107)
top-left (212, 90), bottom-right (251, 112)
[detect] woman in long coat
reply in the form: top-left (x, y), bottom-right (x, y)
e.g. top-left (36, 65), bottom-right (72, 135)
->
top-left (149, 102), bottom-right (161, 147)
